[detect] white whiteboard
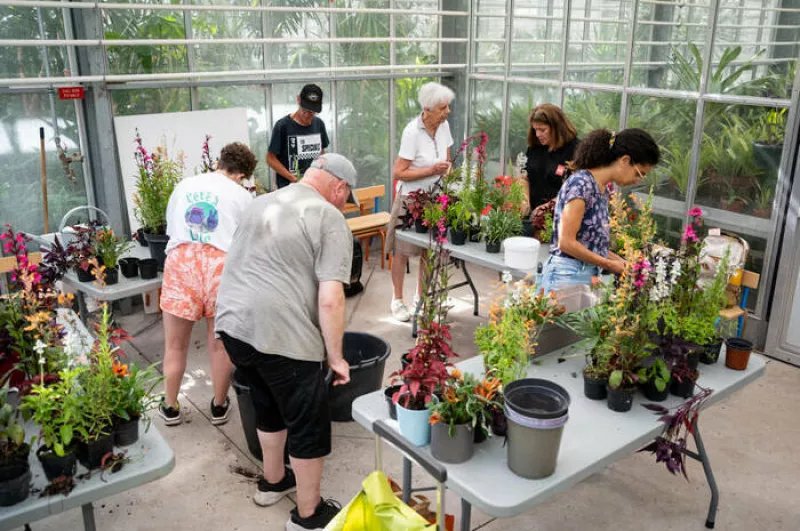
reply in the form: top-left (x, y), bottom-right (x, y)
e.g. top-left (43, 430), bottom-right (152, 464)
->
top-left (114, 108), bottom-right (249, 231)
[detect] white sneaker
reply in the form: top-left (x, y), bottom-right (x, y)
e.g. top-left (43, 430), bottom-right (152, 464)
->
top-left (411, 296), bottom-right (421, 311)
top-left (391, 299), bottom-right (411, 322)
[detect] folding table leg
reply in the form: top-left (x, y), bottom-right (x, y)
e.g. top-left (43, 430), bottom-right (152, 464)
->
top-left (689, 420), bottom-right (719, 529)
top-left (402, 456), bottom-right (413, 504)
top-left (460, 499), bottom-right (472, 531)
top-left (77, 291), bottom-right (89, 325)
top-left (82, 502), bottom-right (97, 531)
top-left (458, 260), bottom-right (479, 316)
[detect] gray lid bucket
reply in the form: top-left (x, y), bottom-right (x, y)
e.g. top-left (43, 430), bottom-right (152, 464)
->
top-left (504, 378), bottom-right (570, 420)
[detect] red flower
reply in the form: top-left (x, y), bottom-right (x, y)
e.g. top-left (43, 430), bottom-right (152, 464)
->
top-left (481, 205), bottom-right (492, 216)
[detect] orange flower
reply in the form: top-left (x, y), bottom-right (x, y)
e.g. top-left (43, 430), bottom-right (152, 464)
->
top-left (444, 387), bottom-right (460, 404)
top-left (429, 412), bottom-right (442, 425)
top-left (449, 368), bottom-right (463, 381)
top-left (476, 378), bottom-right (502, 401)
top-left (112, 360), bottom-right (129, 377)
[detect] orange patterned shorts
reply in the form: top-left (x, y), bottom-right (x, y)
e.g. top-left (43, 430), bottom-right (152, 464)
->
top-left (160, 243), bottom-right (227, 321)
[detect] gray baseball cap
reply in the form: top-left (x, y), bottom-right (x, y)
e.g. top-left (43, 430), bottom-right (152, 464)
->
top-left (311, 153), bottom-right (359, 206)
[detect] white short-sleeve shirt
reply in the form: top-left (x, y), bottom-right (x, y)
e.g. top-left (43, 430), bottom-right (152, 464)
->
top-left (396, 115), bottom-right (454, 196)
top-left (165, 172), bottom-right (253, 253)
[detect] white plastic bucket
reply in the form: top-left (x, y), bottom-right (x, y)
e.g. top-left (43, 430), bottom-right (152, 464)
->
top-left (503, 237), bottom-right (540, 270)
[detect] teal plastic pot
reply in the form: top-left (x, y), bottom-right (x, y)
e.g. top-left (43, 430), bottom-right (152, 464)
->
top-left (396, 401), bottom-right (431, 447)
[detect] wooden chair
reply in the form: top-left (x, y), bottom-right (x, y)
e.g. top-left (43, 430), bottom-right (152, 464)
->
top-left (343, 185), bottom-right (386, 216)
top-left (718, 269), bottom-right (760, 338)
top-left (347, 212), bottom-right (392, 269)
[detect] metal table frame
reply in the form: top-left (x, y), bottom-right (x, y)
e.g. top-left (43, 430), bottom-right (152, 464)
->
top-left (352, 345), bottom-right (766, 531)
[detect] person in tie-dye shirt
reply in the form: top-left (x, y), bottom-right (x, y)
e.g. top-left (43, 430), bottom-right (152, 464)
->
top-left (539, 128), bottom-right (660, 294)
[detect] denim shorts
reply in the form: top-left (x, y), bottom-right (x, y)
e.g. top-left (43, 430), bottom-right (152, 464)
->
top-left (538, 255), bottom-right (601, 294)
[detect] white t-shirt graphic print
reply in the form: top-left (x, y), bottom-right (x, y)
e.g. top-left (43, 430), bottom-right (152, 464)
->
top-left (290, 133), bottom-right (323, 168)
top-left (165, 172), bottom-right (253, 254)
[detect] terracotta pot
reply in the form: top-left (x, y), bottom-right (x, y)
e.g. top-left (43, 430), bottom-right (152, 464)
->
top-left (725, 338), bottom-right (753, 371)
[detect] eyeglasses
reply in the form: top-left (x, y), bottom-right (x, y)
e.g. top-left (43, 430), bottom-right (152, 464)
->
top-left (634, 165), bottom-right (646, 180)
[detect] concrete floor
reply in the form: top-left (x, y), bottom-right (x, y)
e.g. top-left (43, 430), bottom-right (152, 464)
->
top-left (18, 257), bottom-right (800, 531)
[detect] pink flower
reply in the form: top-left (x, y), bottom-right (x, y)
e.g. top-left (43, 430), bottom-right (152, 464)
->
top-left (437, 194), bottom-right (449, 209)
top-left (634, 278), bottom-right (645, 289)
top-left (682, 224), bottom-right (698, 244)
top-left (688, 207), bottom-right (703, 218)
top-left (33, 273), bottom-right (42, 283)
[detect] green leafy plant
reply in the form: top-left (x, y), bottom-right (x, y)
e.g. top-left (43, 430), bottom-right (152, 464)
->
top-left (446, 200), bottom-right (472, 233)
top-left (668, 44), bottom-right (765, 96)
top-left (754, 107), bottom-right (787, 146)
top-left (637, 358), bottom-right (671, 393)
top-left (94, 229), bottom-right (134, 269)
top-left (482, 208), bottom-right (522, 244)
top-left (557, 301), bottom-right (612, 378)
top-left (111, 360), bottom-right (163, 424)
top-left (21, 367), bottom-right (86, 457)
top-left (0, 382), bottom-right (27, 463)
top-left (428, 371), bottom-right (501, 437)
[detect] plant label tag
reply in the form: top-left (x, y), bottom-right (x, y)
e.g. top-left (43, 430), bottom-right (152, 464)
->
top-left (709, 228), bottom-right (721, 236)
top-left (556, 165), bottom-right (566, 176)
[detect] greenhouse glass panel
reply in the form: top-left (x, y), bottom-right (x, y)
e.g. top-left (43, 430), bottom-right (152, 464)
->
top-left (627, 95), bottom-right (696, 203)
top-left (630, 0), bottom-right (710, 90)
top-left (505, 84), bottom-right (560, 169)
top-left (474, 0), bottom-right (506, 74)
top-left (566, 0), bottom-right (631, 85)
top-left (198, 86), bottom-right (270, 191)
top-left (0, 94), bottom-right (87, 235)
top-left (189, 2), bottom-right (264, 73)
top-left (469, 79), bottom-right (504, 177)
top-left (336, 2), bottom-right (390, 68)
top-left (336, 80), bottom-right (390, 189)
top-left (112, 89), bottom-right (191, 116)
top-left (0, 6), bottom-right (67, 81)
top-left (104, 8), bottom-right (189, 75)
top-left (562, 88), bottom-right (621, 138)
top-left (511, 0), bottom-right (563, 80)
top-left (268, 6), bottom-right (330, 70)
top-left (696, 103), bottom-right (784, 221)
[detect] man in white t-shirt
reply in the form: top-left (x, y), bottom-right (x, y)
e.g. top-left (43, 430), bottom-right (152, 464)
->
top-left (158, 142), bottom-right (257, 427)
top-left (386, 82), bottom-right (454, 322)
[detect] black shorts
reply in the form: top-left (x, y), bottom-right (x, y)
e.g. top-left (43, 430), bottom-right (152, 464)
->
top-left (220, 332), bottom-right (331, 460)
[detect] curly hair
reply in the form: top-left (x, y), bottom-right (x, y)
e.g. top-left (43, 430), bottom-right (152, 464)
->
top-left (527, 104), bottom-right (577, 149)
top-left (573, 128), bottom-right (660, 170)
top-left (217, 142), bottom-right (257, 178)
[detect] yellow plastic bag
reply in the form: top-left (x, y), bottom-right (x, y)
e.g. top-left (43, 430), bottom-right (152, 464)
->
top-left (324, 471), bottom-right (437, 531)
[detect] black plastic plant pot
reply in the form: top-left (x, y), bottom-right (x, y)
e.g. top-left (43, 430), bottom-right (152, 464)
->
top-left (490, 406), bottom-right (507, 437)
top-left (521, 219), bottom-right (534, 238)
top-left (143, 232), bottom-right (169, 271)
top-left (687, 350), bottom-right (700, 371)
top-left (642, 380), bottom-right (669, 402)
top-left (78, 433), bottom-right (114, 470)
top-left (400, 351), bottom-right (413, 371)
top-left (414, 219), bottom-right (428, 234)
top-left (606, 386), bottom-right (634, 413)
top-left (583, 374), bottom-right (608, 400)
top-left (0, 464), bottom-right (31, 507)
top-left (119, 257), bottom-right (140, 279)
top-left (473, 424), bottom-right (488, 443)
top-left (75, 266), bottom-right (94, 283)
top-left (328, 332), bottom-right (392, 422)
top-left (700, 340), bottom-right (723, 365)
top-left (113, 416), bottom-right (140, 447)
top-left (37, 446), bottom-right (77, 481)
top-left (105, 266), bottom-right (119, 285)
top-left (384, 385), bottom-right (402, 420)
top-left (135, 228), bottom-right (149, 247)
top-left (450, 228), bottom-right (467, 246)
top-left (469, 226), bottom-right (482, 243)
top-left (139, 258), bottom-right (158, 280)
top-left (669, 375), bottom-right (696, 398)
top-left (486, 240), bottom-right (501, 254)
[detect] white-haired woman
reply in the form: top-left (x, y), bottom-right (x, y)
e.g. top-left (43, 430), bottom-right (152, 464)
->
top-left (386, 82), bottom-right (454, 322)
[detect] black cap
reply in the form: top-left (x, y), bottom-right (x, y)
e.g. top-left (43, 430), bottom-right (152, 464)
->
top-left (299, 84), bottom-right (323, 113)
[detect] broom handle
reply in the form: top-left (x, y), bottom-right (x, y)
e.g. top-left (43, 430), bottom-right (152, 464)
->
top-left (40, 127), bottom-right (49, 233)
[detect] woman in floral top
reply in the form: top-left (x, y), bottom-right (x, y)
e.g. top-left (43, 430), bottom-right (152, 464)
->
top-left (540, 128), bottom-right (660, 293)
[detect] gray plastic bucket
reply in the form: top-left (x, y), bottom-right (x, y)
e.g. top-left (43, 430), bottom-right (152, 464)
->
top-left (504, 378), bottom-right (570, 479)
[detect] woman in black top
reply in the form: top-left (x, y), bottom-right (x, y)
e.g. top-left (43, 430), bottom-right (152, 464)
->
top-left (524, 104), bottom-right (579, 210)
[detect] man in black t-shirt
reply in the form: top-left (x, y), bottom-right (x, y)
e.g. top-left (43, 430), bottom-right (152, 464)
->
top-left (267, 84), bottom-right (331, 189)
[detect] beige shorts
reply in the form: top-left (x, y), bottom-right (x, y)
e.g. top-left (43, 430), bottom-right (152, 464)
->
top-left (386, 194), bottom-right (423, 258)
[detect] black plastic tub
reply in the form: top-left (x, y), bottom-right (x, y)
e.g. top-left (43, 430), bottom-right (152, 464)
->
top-left (329, 332), bottom-right (391, 422)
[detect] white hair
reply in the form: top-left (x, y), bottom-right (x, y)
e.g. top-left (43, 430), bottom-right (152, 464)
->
top-left (418, 82), bottom-right (455, 110)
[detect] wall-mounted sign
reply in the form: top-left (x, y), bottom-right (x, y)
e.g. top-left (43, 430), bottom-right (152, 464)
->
top-left (58, 87), bottom-right (85, 100)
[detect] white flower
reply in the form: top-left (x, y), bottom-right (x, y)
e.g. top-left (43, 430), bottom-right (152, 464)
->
top-left (669, 259), bottom-right (682, 285)
top-left (502, 271), bottom-right (513, 284)
top-left (34, 340), bottom-right (47, 356)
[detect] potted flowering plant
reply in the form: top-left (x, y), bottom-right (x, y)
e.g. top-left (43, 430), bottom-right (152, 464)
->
top-left (110, 360), bottom-right (162, 446)
top-left (446, 200), bottom-right (472, 245)
top-left (637, 357), bottom-right (671, 402)
top-left (132, 129), bottom-right (182, 270)
top-left (390, 233), bottom-right (457, 446)
top-left (428, 370), bottom-right (501, 463)
top-left (66, 221), bottom-right (102, 282)
top-left (0, 381), bottom-right (30, 507)
top-left (608, 189), bottom-right (657, 259)
top-left (94, 229), bottom-right (134, 285)
top-left (454, 134), bottom-right (490, 241)
top-left (21, 367), bottom-right (85, 481)
top-left (75, 306), bottom-right (131, 469)
top-left (557, 300), bottom-right (612, 400)
top-left (403, 189), bottom-right (432, 233)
